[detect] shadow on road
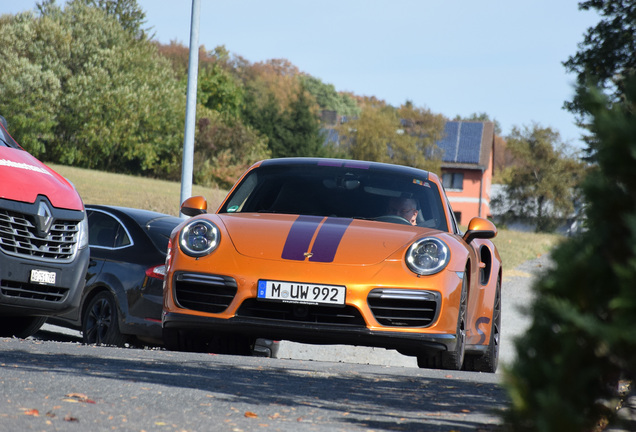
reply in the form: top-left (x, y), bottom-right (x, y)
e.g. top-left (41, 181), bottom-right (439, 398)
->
top-left (1, 340), bottom-right (506, 431)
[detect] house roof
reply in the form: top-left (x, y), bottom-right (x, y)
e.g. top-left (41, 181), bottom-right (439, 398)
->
top-left (437, 121), bottom-right (494, 170)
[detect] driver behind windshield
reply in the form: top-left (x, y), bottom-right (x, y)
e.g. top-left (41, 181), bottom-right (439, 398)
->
top-left (388, 197), bottom-right (419, 226)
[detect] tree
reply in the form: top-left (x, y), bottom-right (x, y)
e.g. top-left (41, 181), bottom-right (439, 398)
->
top-left (278, 87), bottom-right (325, 157)
top-left (155, 41), bottom-right (220, 78)
top-left (397, 101), bottom-right (446, 171)
top-left (0, 2), bottom-right (185, 177)
top-left (497, 124), bottom-right (585, 232)
top-left (193, 108), bottom-right (270, 189)
top-left (238, 58), bottom-right (302, 114)
top-left (244, 86), bottom-right (325, 159)
top-left (0, 12), bottom-right (62, 156)
top-left (36, 0), bottom-right (149, 40)
top-left (504, 75), bottom-right (636, 432)
top-left (300, 75), bottom-right (360, 118)
top-left (338, 104), bottom-right (399, 162)
top-left (336, 102), bottom-right (444, 172)
top-left (198, 63), bottom-right (244, 121)
top-left (563, 0), bottom-right (636, 130)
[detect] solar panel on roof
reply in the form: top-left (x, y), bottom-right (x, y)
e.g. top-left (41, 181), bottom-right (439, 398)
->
top-left (437, 121), bottom-right (483, 164)
top-left (457, 122), bottom-right (483, 164)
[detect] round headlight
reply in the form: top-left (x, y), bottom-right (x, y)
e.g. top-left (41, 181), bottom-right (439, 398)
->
top-left (179, 219), bottom-right (220, 257)
top-left (78, 215), bottom-right (89, 249)
top-left (406, 237), bottom-right (449, 275)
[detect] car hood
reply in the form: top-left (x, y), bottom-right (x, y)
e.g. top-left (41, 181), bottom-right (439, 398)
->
top-left (218, 213), bottom-right (429, 265)
top-left (0, 146), bottom-right (83, 210)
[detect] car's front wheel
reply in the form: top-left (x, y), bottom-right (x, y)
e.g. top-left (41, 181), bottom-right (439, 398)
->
top-left (463, 277), bottom-right (501, 373)
top-left (82, 291), bottom-right (128, 347)
top-left (0, 316), bottom-right (47, 338)
top-left (417, 270), bottom-right (467, 370)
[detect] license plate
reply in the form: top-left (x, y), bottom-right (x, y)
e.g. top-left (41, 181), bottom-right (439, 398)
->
top-left (30, 269), bottom-right (56, 285)
top-left (257, 280), bottom-right (346, 306)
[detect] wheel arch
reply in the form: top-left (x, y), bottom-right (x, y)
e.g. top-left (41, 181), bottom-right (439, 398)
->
top-left (466, 240), bottom-right (502, 348)
top-left (80, 282), bottom-right (127, 333)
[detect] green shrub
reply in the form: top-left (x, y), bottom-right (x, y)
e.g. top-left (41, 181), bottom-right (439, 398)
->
top-left (503, 78), bottom-right (636, 430)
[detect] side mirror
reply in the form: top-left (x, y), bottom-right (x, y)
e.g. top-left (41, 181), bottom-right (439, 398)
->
top-left (463, 217), bottom-right (497, 244)
top-left (181, 196), bottom-right (208, 217)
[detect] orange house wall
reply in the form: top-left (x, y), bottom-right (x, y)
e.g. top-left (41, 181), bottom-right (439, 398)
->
top-left (442, 157), bottom-right (494, 225)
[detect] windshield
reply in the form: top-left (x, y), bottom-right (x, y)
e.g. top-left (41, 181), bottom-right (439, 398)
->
top-left (0, 122), bottom-right (20, 149)
top-left (220, 162), bottom-right (449, 231)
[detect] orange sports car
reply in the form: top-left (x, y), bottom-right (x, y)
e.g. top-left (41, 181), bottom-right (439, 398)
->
top-left (162, 158), bottom-right (502, 372)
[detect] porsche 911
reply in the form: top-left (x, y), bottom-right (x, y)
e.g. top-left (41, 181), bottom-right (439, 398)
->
top-left (162, 158), bottom-right (502, 371)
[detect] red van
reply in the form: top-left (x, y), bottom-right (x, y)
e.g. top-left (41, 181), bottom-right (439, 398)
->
top-left (0, 115), bottom-right (89, 337)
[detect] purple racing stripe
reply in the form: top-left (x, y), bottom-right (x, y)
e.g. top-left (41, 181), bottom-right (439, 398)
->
top-left (343, 161), bottom-right (370, 169)
top-left (281, 215), bottom-right (324, 261)
top-left (309, 217), bottom-right (352, 263)
top-left (317, 160), bottom-right (342, 167)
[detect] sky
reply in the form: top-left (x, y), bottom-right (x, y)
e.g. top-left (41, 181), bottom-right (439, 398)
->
top-left (1, 1), bottom-right (600, 147)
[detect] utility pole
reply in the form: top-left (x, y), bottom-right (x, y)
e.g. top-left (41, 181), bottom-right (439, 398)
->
top-left (179, 0), bottom-right (201, 217)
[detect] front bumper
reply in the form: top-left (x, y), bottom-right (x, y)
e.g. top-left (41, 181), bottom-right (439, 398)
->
top-left (163, 311), bottom-right (458, 355)
top-left (0, 247), bottom-right (89, 316)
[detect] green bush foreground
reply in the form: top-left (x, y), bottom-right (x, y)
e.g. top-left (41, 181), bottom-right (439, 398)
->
top-left (503, 79), bottom-right (636, 431)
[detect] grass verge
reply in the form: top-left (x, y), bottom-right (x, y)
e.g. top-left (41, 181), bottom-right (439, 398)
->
top-left (492, 229), bottom-right (562, 278)
top-left (51, 164), bottom-right (227, 216)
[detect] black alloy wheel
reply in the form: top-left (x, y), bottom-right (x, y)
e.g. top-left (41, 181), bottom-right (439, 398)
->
top-left (417, 269), bottom-right (468, 370)
top-left (82, 291), bottom-right (128, 347)
top-left (463, 277), bottom-right (501, 373)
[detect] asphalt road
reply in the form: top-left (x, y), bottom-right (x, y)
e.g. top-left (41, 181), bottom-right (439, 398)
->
top-left (0, 256), bottom-right (551, 432)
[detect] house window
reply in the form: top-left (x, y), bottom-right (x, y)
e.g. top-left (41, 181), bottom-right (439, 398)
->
top-left (442, 172), bottom-right (464, 190)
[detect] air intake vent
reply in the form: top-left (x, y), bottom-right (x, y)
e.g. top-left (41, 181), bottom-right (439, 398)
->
top-left (173, 272), bottom-right (237, 313)
top-left (1, 280), bottom-right (69, 302)
top-left (237, 299), bottom-right (366, 326)
top-left (367, 289), bottom-right (439, 327)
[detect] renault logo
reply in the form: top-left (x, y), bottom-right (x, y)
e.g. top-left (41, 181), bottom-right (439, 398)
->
top-left (35, 201), bottom-right (54, 236)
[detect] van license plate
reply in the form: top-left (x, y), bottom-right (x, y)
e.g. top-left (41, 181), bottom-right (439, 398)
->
top-left (30, 269), bottom-right (56, 285)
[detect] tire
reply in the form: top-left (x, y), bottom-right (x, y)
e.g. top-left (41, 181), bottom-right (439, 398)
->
top-left (463, 277), bottom-right (501, 373)
top-left (216, 334), bottom-right (254, 356)
top-left (163, 328), bottom-right (208, 352)
top-left (82, 291), bottom-right (128, 347)
top-left (0, 316), bottom-right (47, 338)
top-left (417, 270), bottom-right (468, 370)
top-left (163, 328), bottom-right (189, 351)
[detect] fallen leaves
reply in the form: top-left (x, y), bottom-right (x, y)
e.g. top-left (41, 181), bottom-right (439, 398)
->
top-left (21, 392), bottom-right (96, 424)
top-left (244, 411), bottom-right (258, 418)
top-left (23, 407), bottom-right (78, 422)
top-left (64, 393), bottom-right (96, 404)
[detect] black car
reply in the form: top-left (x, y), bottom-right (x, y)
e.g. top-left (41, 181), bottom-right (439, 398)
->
top-left (49, 205), bottom-right (182, 346)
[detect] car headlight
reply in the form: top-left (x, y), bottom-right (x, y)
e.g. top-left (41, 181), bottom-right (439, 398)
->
top-left (78, 215), bottom-right (89, 249)
top-left (179, 219), bottom-right (220, 257)
top-left (406, 237), bottom-right (449, 275)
